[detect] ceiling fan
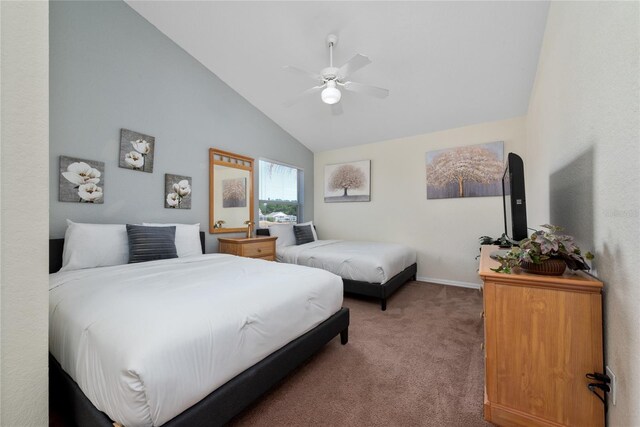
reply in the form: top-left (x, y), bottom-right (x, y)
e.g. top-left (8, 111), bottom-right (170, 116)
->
top-left (283, 34), bottom-right (389, 113)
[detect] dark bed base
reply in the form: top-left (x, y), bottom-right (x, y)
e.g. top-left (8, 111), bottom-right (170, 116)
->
top-left (50, 307), bottom-right (349, 427)
top-left (343, 263), bottom-right (417, 311)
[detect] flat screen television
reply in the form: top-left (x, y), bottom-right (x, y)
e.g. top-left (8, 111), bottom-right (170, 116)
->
top-left (502, 153), bottom-right (528, 242)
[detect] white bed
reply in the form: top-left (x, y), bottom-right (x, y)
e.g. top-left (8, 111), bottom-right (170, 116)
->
top-left (260, 223), bottom-right (417, 310)
top-left (277, 240), bottom-right (417, 285)
top-left (49, 254), bottom-right (343, 427)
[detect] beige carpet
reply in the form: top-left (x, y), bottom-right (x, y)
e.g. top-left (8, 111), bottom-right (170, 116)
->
top-left (231, 282), bottom-right (491, 427)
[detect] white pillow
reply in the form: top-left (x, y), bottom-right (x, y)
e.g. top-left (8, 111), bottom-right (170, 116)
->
top-left (60, 220), bottom-right (129, 271)
top-left (268, 224), bottom-right (296, 247)
top-left (296, 221), bottom-right (318, 241)
top-left (142, 223), bottom-right (202, 257)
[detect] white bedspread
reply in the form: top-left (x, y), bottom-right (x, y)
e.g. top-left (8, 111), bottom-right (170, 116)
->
top-left (49, 254), bottom-right (343, 427)
top-left (277, 240), bottom-right (417, 284)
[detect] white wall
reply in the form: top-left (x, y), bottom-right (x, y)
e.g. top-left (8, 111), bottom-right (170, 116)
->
top-left (526, 2), bottom-right (640, 425)
top-left (0, 1), bottom-right (49, 424)
top-left (314, 117), bottom-right (526, 287)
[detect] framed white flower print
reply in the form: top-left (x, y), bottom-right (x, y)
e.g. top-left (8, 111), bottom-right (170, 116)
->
top-left (119, 128), bottom-right (155, 173)
top-left (165, 174), bottom-right (192, 209)
top-left (59, 156), bottom-right (105, 204)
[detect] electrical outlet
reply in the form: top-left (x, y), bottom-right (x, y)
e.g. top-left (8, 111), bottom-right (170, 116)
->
top-left (606, 366), bottom-right (617, 405)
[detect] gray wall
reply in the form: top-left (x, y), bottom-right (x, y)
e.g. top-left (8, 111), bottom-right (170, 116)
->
top-left (50, 0), bottom-right (313, 252)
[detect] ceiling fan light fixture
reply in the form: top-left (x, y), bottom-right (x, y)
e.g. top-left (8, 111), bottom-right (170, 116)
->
top-left (321, 80), bottom-right (341, 105)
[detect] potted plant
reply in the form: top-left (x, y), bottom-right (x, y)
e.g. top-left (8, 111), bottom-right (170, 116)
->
top-left (492, 224), bottom-right (594, 276)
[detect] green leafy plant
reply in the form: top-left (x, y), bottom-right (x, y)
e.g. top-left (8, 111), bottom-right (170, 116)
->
top-left (479, 233), bottom-right (511, 247)
top-left (491, 224), bottom-right (594, 273)
top-left (490, 247), bottom-right (522, 274)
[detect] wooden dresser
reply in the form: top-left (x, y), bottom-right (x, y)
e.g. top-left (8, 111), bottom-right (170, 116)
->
top-left (218, 236), bottom-right (277, 261)
top-left (479, 245), bottom-right (604, 427)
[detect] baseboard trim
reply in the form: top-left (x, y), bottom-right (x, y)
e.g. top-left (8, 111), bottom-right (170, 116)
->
top-left (416, 276), bottom-right (482, 290)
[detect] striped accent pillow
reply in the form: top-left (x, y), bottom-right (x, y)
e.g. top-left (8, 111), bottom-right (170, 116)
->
top-left (293, 224), bottom-right (315, 245)
top-left (126, 224), bottom-right (178, 264)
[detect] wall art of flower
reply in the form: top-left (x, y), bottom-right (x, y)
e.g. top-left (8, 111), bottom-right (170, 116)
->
top-left (119, 128), bottom-right (155, 173)
top-left (165, 174), bottom-right (192, 209)
top-left (222, 177), bottom-right (247, 208)
top-left (59, 156), bottom-right (105, 204)
top-left (425, 141), bottom-right (504, 200)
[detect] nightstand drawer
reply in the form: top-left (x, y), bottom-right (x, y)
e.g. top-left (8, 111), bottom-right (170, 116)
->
top-left (242, 241), bottom-right (274, 258)
top-left (218, 236), bottom-right (277, 261)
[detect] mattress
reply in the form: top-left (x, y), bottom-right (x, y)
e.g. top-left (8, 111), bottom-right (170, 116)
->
top-left (276, 240), bottom-right (417, 284)
top-left (49, 254), bottom-right (343, 427)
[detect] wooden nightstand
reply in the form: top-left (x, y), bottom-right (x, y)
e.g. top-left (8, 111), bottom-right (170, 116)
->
top-left (218, 236), bottom-right (277, 261)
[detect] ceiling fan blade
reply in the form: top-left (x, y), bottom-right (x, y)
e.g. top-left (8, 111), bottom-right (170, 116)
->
top-left (283, 85), bottom-right (325, 107)
top-left (330, 102), bottom-right (343, 116)
top-left (337, 54), bottom-right (372, 79)
top-left (282, 65), bottom-right (323, 83)
top-left (343, 81), bottom-right (389, 99)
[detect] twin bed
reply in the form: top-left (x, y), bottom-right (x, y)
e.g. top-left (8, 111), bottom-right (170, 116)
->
top-left (50, 221), bottom-right (416, 426)
top-left (257, 225), bottom-right (417, 311)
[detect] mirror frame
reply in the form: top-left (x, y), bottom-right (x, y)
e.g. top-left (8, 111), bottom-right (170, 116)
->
top-left (209, 148), bottom-right (255, 234)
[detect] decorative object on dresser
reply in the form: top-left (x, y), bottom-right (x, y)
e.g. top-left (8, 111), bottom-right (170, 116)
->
top-left (426, 141), bottom-right (503, 199)
top-left (119, 128), bottom-right (155, 173)
top-left (209, 148), bottom-right (255, 233)
top-left (164, 174), bottom-right (192, 209)
top-left (491, 224), bottom-right (594, 276)
top-left (59, 156), bottom-right (105, 204)
top-left (479, 245), bottom-right (605, 427)
top-left (218, 236), bottom-right (277, 261)
top-left (244, 220), bottom-right (254, 238)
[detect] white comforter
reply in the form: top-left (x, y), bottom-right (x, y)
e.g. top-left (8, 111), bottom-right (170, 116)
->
top-left (49, 254), bottom-right (343, 427)
top-left (277, 240), bottom-right (417, 284)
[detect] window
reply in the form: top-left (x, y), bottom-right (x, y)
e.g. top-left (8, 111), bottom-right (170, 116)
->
top-left (258, 159), bottom-right (302, 228)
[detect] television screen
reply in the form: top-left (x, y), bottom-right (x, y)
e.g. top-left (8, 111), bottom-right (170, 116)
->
top-left (502, 153), bottom-right (528, 242)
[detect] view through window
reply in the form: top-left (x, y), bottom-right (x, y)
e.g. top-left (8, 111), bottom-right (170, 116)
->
top-left (258, 160), bottom-right (301, 228)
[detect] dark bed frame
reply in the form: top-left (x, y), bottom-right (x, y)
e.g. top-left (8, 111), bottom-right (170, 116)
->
top-left (256, 228), bottom-right (417, 311)
top-left (49, 232), bottom-right (349, 427)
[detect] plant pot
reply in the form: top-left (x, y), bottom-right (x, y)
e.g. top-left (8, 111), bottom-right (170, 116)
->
top-left (520, 258), bottom-right (567, 276)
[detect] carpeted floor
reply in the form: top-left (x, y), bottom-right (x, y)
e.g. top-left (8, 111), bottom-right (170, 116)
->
top-left (230, 282), bottom-right (490, 426)
top-left (50, 282), bottom-right (490, 427)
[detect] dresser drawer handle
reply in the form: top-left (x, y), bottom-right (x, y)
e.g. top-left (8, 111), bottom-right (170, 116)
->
top-left (257, 248), bottom-right (262, 253)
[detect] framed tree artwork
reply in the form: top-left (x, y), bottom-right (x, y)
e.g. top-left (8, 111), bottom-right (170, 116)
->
top-left (324, 160), bottom-right (371, 203)
top-left (425, 141), bottom-right (504, 199)
top-left (222, 178), bottom-right (247, 208)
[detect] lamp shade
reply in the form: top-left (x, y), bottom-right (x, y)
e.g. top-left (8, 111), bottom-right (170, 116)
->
top-left (321, 81), bottom-right (341, 105)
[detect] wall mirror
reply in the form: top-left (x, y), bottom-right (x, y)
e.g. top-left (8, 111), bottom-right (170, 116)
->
top-left (209, 148), bottom-right (254, 234)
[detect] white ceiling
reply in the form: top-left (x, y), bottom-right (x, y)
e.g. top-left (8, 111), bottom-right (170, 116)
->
top-left (127, 1), bottom-right (549, 152)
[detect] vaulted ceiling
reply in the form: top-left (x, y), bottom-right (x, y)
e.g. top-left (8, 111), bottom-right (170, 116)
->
top-left (127, 1), bottom-right (549, 152)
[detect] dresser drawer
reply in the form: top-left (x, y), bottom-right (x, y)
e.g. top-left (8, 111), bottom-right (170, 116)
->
top-left (241, 241), bottom-right (274, 258)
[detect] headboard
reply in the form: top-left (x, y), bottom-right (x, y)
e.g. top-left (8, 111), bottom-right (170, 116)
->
top-left (256, 226), bottom-right (317, 238)
top-left (49, 231), bottom-right (206, 274)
